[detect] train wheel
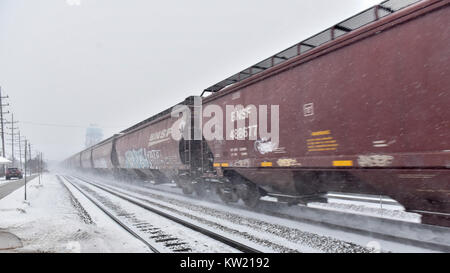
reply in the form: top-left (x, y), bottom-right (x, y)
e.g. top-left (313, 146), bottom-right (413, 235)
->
top-left (194, 181), bottom-right (206, 197)
top-left (177, 177), bottom-right (195, 195)
top-left (217, 185), bottom-right (239, 204)
top-left (242, 190), bottom-right (261, 208)
top-left (240, 184), bottom-right (261, 208)
top-left (182, 185), bottom-right (194, 195)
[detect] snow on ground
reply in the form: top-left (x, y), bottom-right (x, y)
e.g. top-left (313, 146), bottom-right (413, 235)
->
top-left (307, 202), bottom-right (421, 223)
top-left (71, 180), bottom-right (240, 253)
top-left (82, 175), bottom-right (436, 253)
top-left (261, 194), bottom-right (420, 223)
top-left (0, 171), bottom-right (438, 253)
top-left (0, 173), bottom-right (149, 253)
top-left (0, 177), bottom-right (15, 185)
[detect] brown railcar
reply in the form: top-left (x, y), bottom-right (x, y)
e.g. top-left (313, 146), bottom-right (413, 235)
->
top-left (112, 97), bottom-right (200, 184)
top-left (64, 153), bottom-right (81, 169)
top-left (202, 0), bottom-right (450, 225)
top-left (91, 138), bottom-right (115, 169)
top-left (80, 149), bottom-right (92, 169)
top-left (63, 0), bottom-right (450, 227)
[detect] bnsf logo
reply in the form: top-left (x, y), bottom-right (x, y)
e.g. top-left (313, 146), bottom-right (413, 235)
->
top-left (148, 128), bottom-right (173, 146)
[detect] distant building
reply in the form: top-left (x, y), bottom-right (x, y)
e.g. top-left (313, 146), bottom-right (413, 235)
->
top-left (85, 124), bottom-right (103, 148)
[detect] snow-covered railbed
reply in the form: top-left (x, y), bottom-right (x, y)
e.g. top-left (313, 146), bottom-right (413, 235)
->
top-left (68, 175), bottom-right (428, 253)
top-left (70, 173), bottom-right (450, 252)
top-left (61, 175), bottom-right (245, 253)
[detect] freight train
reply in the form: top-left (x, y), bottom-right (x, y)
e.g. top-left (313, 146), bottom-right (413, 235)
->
top-left (64, 0), bottom-right (450, 227)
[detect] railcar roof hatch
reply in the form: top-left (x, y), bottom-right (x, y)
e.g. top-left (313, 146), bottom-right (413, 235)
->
top-left (200, 0), bottom-right (421, 96)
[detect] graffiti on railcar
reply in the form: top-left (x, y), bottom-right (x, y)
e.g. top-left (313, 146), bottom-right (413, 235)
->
top-left (123, 148), bottom-right (179, 169)
top-left (254, 138), bottom-right (278, 154)
top-left (124, 149), bottom-right (150, 169)
top-left (357, 155), bottom-right (394, 167)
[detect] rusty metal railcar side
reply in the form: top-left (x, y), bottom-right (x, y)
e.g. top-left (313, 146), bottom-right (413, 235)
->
top-left (64, 153), bottom-right (81, 169)
top-left (80, 149), bottom-right (92, 169)
top-left (62, 0), bottom-right (450, 227)
top-left (113, 97), bottom-right (199, 183)
top-left (202, 0), bottom-right (450, 226)
top-left (91, 138), bottom-right (115, 169)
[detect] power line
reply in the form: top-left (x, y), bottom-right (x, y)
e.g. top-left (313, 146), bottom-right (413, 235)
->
top-left (0, 87), bottom-right (44, 178)
top-left (0, 86), bottom-right (9, 160)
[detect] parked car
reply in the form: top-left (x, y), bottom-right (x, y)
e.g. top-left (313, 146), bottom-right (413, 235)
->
top-left (6, 167), bottom-right (23, 180)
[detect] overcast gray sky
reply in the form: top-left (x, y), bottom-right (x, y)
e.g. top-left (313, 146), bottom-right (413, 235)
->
top-left (0, 0), bottom-right (382, 161)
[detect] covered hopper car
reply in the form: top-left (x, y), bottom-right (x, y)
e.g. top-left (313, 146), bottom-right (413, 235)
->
top-left (64, 0), bottom-right (450, 227)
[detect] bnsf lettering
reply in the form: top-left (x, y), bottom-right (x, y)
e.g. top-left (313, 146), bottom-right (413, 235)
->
top-left (230, 106), bottom-right (253, 122)
top-left (149, 128), bottom-right (172, 142)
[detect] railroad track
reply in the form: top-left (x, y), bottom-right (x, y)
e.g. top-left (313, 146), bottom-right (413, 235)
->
top-left (58, 175), bottom-right (263, 253)
top-left (58, 175), bottom-right (162, 252)
top-left (68, 172), bottom-right (450, 252)
top-left (65, 174), bottom-right (401, 253)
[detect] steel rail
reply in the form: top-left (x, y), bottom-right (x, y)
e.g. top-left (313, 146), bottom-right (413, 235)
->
top-left (69, 175), bottom-right (263, 253)
top-left (71, 173), bottom-right (450, 252)
top-left (57, 175), bottom-right (161, 253)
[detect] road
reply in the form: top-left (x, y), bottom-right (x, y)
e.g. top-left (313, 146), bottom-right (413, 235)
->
top-left (0, 176), bottom-right (38, 200)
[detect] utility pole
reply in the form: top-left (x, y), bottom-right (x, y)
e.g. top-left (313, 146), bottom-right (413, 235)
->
top-left (24, 139), bottom-right (27, 201)
top-left (11, 114), bottom-right (15, 166)
top-left (38, 152), bottom-right (41, 184)
top-left (28, 142), bottom-right (31, 175)
top-left (18, 131), bottom-right (22, 170)
top-left (20, 137), bottom-right (27, 172)
top-left (19, 138), bottom-right (27, 171)
top-left (0, 87), bottom-right (9, 157)
top-left (40, 152), bottom-right (44, 184)
top-left (7, 114), bottom-right (19, 167)
top-left (0, 87), bottom-right (9, 176)
top-left (37, 152), bottom-right (43, 185)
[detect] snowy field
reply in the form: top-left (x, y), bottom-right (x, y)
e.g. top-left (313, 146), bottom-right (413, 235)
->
top-left (0, 174), bottom-right (149, 253)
